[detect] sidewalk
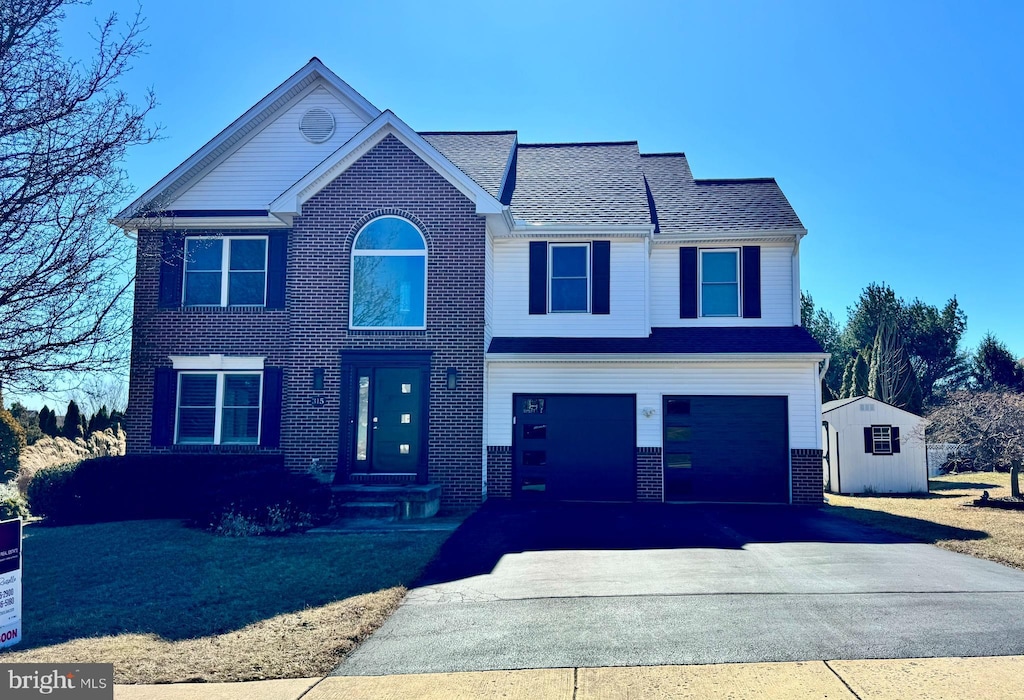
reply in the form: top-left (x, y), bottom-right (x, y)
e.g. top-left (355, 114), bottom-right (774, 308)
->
top-left (115, 655), bottom-right (1024, 699)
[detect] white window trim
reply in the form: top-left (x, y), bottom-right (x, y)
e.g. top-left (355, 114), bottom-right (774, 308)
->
top-left (170, 355), bottom-right (264, 370)
top-left (871, 425), bottom-right (893, 455)
top-left (548, 242), bottom-right (591, 314)
top-left (182, 235), bottom-right (269, 308)
top-left (349, 215), bottom-right (428, 331)
top-left (699, 247), bottom-right (741, 318)
top-left (174, 370), bottom-right (263, 445)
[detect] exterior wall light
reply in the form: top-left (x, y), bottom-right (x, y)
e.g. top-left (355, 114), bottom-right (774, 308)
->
top-left (447, 367), bottom-right (459, 390)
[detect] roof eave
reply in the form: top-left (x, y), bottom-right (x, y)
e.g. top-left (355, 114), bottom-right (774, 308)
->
top-left (485, 352), bottom-right (829, 363)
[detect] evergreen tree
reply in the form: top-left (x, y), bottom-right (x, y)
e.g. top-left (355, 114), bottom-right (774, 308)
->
top-left (8, 402), bottom-right (42, 445)
top-left (852, 352), bottom-right (870, 397)
top-left (62, 400), bottom-right (84, 440)
top-left (839, 358), bottom-right (855, 398)
top-left (39, 405), bottom-right (58, 437)
top-left (0, 408), bottom-right (25, 481)
top-left (87, 406), bottom-right (111, 434)
top-left (972, 333), bottom-right (1024, 391)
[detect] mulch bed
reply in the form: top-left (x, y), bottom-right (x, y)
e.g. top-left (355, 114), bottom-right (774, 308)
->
top-left (972, 497), bottom-right (1024, 510)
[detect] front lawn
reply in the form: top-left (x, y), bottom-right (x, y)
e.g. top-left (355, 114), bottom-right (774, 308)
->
top-left (0, 520), bottom-right (449, 683)
top-left (826, 472), bottom-right (1024, 570)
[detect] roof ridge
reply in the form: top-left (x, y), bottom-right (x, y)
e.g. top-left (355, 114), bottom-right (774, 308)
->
top-left (696, 177), bottom-right (777, 185)
top-left (518, 141), bottom-right (639, 148)
top-left (641, 152), bottom-right (688, 158)
top-left (420, 130), bottom-right (517, 136)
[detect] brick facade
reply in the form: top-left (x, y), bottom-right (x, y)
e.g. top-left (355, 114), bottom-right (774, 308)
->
top-left (791, 448), bottom-right (824, 505)
top-left (636, 447), bottom-right (664, 502)
top-left (126, 134), bottom-right (486, 508)
top-left (486, 446), bottom-right (512, 499)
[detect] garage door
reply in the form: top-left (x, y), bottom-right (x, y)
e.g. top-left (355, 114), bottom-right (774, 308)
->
top-left (663, 395), bottom-right (789, 503)
top-left (513, 394), bottom-right (636, 501)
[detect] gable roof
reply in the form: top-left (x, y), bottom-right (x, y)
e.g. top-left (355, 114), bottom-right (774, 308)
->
top-left (641, 154), bottom-right (804, 234)
top-left (269, 111), bottom-right (504, 222)
top-left (487, 326), bottom-right (825, 355)
top-left (509, 142), bottom-right (652, 226)
top-left (115, 58), bottom-right (380, 221)
top-left (822, 395), bottom-right (924, 419)
top-left (420, 132), bottom-right (517, 200)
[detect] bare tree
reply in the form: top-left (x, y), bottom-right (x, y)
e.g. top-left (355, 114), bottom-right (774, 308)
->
top-left (868, 318), bottom-right (923, 412)
top-left (928, 390), bottom-right (1024, 498)
top-left (0, 1), bottom-right (157, 395)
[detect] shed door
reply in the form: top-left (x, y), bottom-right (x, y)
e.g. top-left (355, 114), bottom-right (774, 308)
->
top-left (514, 394), bottom-right (636, 501)
top-left (663, 395), bottom-right (789, 503)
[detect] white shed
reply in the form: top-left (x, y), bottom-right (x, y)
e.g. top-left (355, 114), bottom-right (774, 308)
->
top-left (822, 396), bottom-right (928, 494)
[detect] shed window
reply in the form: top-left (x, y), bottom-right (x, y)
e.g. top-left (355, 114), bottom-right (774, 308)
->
top-left (871, 425), bottom-right (892, 455)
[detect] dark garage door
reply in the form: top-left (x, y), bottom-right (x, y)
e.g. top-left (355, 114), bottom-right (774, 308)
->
top-left (513, 394), bottom-right (636, 501)
top-left (663, 395), bottom-right (789, 503)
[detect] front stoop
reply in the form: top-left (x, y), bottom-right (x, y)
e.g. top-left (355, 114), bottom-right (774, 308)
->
top-left (331, 483), bottom-right (442, 522)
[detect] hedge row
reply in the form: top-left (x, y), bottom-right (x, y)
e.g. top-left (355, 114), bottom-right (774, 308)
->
top-left (27, 454), bottom-right (333, 532)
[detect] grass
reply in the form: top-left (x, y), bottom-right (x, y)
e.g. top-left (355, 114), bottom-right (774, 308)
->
top-left (826, 472), bottom-right (1024, 570)
top-left (0, 519), bottom-right (449, 683)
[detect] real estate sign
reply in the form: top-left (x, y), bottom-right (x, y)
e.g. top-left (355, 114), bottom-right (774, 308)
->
top-left (0, 518), bottom-right (22, 648)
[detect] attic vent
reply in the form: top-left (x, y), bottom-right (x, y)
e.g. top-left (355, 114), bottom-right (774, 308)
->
top-left (299, 108), bottom-right (335, 143)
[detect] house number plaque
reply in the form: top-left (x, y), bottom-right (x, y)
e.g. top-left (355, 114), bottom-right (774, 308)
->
top-left (310, 396), bottom-right (326, 407)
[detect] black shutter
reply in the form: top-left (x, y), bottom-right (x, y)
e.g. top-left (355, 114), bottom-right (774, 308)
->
top-left (742, 246), bottom-right (762, 318)
top-left (591, 240), bottom-right (610, 315)
top-left (679, 247), bottom-right (698, 319)
top-left (151, 368), bottom-right (177, 446)
top-left (892, 426), bottom-right (901, 453)
top-left (158, 232), bottom-right (185, 308)
top-left (863, 427), bottom-right (873, 454)
top-left (529, 241), bottom-right (548, 315)
top-left (261, 367), bottom-right (283, 448)
top-left (266, 231), bottom-right (288, 309)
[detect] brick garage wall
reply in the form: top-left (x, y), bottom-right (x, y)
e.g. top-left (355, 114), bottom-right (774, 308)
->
top-left (125, 228), bottom-right (290, 454)
top-left (126, 135), bottom-right (487, 507)
top-left (791, 448), bottom-right (823, 505)
top-left (486, 446), bottom-right (512, 499)
top-left (636, 447), bottom-right (663, 502)
top-left (285, 134), bottom-right (485, 507)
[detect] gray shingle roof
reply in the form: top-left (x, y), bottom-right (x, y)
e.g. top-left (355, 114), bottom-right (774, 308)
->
top-left (420, 131), bottom-right (517, 199)
top-left (509, 142), bottom-right (651, 226)
top-left (487, 326), bottom-right (824, 355)
top-left (641, 154), bottom-right (803, 234)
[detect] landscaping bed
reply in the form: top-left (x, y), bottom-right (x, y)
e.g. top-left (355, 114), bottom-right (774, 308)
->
top-left (826, 472), bottom-right (1024, 570)
top-left (0, 519), bottom-right (449, 683)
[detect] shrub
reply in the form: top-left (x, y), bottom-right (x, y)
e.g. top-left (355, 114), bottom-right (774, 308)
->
top-left (0, 409), bottom-right (26, 483)
top-left (0, 482), bottom-right (29, 520)
top-left (25, 454), bottom-right (332, 532)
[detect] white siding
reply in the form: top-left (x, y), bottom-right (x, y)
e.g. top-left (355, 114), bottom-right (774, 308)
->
top-left (486, 361), bottom-right (820, 449)
top-left (491, 238), bottom-right (649, 337)
top-left (650, 242), bottom-right (795, 326)
top-left (823, 398), bottom-right (928, 494)
top-left (172, 86), bottom-right (368, 210)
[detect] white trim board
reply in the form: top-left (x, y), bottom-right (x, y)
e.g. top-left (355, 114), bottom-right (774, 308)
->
top-left (170, 355), bottom-right (265, 370)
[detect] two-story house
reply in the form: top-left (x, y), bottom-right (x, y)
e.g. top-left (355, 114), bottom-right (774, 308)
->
top-left (116, 59), bottom-right (827, 511)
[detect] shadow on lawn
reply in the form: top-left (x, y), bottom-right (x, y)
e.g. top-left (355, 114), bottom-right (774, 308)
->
top-left (929, 479), bottom-right (1002, 492)
top-left (9, 520), bottom-right (447, 649)
top-left (824, 503), bottom-right (989, 547)
top-left (415, 500), bottom-right (986, 587)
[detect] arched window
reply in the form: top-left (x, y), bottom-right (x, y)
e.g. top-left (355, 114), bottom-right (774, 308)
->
top-left (350, 216), bottom-right (427, 329)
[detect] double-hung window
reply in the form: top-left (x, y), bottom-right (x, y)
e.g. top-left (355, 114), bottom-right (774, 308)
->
top-left (184, 236), bottom-right (268, 307)
top-left (176, 372), bottom-right (262, 444)
top-left (871, 425), bottom-right (893, 455)
top-left (549, 243), bottom-right (590, 313)
top-left (700, 249), bottom-right (740, 317)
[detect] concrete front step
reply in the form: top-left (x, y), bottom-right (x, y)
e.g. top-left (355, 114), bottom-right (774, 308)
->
top-left (332, 483), bottom-right (441, 520)
top-left (336, 501), bottom-right (400, 521)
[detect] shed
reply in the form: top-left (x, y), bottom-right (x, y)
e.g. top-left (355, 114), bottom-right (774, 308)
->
top-left (822, 396), bottom-right (928, 494)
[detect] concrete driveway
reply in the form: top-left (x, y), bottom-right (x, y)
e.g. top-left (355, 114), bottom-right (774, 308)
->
top-left (334, 502), bottom-right (1024, 675)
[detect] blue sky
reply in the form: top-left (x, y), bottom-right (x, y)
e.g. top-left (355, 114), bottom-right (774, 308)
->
top-left (67, 0), bottom-right (1024, 356)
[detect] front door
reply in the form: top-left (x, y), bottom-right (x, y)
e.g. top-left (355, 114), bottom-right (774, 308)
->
top-left (352, 367), bottom-right (423, 474)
